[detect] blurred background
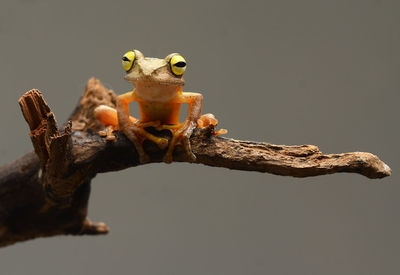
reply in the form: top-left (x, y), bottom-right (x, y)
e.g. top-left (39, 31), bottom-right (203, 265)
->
top-left (0, 0), bottom-right (398, 274)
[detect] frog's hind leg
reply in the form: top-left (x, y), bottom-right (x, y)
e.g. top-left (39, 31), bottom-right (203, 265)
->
top-left (94, 105), bottom-right (136, 140)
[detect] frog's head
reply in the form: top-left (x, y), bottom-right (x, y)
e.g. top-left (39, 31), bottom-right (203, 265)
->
top-left (121, 49), bottom-right (186, 87)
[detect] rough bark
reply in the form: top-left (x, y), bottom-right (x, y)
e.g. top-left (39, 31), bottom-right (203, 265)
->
top-left (0, 77), bottom-right (391, 248)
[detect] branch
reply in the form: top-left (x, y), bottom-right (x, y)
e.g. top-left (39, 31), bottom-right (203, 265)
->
top-left (0, 77), bottom-right (391, 248)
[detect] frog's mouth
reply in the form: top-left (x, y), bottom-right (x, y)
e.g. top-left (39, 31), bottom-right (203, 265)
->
top-left (125, 75), bottom-right (185, 87)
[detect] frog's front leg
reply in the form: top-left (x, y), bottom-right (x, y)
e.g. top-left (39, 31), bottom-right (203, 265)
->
top-left (116, 91), bottom-right (168, 163)
top-left (163, 92), bottom-right (203, 163)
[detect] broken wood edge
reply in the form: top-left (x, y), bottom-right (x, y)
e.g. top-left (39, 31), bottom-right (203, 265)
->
top-left (0, 77), bottom-right (391, 248)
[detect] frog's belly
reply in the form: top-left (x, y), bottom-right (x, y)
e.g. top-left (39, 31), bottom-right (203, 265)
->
top-left (138, 101), bottom-right (181, 125)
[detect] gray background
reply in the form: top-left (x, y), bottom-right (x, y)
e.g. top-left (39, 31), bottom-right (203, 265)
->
top-left (0, 0), bottom-right (398, 274)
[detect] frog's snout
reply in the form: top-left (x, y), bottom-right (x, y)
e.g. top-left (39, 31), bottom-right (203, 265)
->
top-left (142, 67), bottom-right (156, 77)
top-left (141, 63), bottom-right (166, 77)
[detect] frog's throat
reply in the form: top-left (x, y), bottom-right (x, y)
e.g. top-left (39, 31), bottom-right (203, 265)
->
top-left (134, 82), bottom-right (182, 103)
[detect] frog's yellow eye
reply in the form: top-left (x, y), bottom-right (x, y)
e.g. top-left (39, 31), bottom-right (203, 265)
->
top-left (170, 54), bottom-right (187, 76)
top-left (122, 51), bottom-right (136, 72)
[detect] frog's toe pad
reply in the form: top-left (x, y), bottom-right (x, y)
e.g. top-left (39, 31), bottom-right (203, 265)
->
top-left (99, 130), bottom-right (107, 136)
top-left (163, 154), bottom-right (173, 164)
top-left (99, 126), bottom-right (116, 141)
top-left (215, 129), bottom-right (228, 136)
top-left (156, 137), bottom-right (169, 150)
top-left (106, 135), bottom-right (116, 141)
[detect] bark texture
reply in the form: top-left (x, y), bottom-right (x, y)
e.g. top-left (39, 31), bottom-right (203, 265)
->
top-left (0, 77), bottom-right (391, 248)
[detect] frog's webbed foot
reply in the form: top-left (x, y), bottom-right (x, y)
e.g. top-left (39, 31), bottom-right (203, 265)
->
top-left (121, 121), bottom-right (169, 163)
top-left (162, 120), bottom-right (197, 164)
top-left (99, 125), bottom-right (117, 141)
top-left (197, 113), bottom-right (228, 136)
top-left (159, 114), bottom-right (227, 163)
top-left (132, 121), bottom-right (169, 149)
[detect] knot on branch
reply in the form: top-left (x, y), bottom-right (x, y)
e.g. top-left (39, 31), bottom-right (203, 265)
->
top-left (69, 77), bottom-right (117, 132)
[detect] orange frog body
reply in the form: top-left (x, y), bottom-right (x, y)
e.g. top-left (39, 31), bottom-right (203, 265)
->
top-left (94, 49), bottom-right (226, 163)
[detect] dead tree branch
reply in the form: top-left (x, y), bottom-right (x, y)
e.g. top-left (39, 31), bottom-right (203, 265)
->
top-left (0, 77), bottom-right (391, 248)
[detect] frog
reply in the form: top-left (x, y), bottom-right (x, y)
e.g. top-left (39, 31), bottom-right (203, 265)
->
top-left (94, 49), bottom-right (226, 163)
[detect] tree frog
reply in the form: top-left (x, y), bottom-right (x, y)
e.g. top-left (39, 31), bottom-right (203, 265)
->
top-left (94, 49), bottom-right (226, 163)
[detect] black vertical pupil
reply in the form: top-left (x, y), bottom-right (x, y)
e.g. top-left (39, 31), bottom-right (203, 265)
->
top-left (174, 61), bottom-right (186, 67)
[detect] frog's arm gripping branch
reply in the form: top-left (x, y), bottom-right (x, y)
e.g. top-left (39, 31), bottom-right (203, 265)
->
top-left (0, 78), bottom-right (391, 248)
top-left (164, 92), bottom-right (203, 163)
